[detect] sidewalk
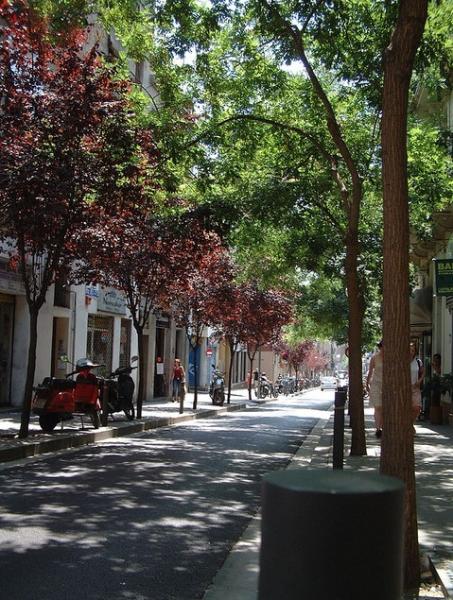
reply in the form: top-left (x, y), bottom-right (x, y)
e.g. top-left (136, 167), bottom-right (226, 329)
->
top-left (203, 402), bottom-right (453, 600)
top-left (0, 388), bottom-right (251, 464)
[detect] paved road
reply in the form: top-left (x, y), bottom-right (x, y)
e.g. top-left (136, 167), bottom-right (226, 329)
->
top-left (0, 392), bottom-right (331, 600)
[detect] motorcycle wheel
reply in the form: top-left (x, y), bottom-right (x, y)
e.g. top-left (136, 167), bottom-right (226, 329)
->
top-left (39, 414), bottom-right (59, 432)
top-left (260, 387), bottom-right (269, 399)
top-left (272, 387), bottom-right (279, 398)
top-left (90, 410), bottom-right (100, 429)
top-left (123, 406), bottom-right (135, 420)
top-left (212, 390), bottom-right (223, 406)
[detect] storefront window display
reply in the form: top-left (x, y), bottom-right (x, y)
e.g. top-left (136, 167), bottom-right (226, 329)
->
top-left (87, 314), bottom-right (113, 376)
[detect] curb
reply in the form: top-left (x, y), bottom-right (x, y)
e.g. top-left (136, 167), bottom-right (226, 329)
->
top-left (429, 554), bottom-right (452, 599)
top-left (0, 402), bottom-right (247, 464)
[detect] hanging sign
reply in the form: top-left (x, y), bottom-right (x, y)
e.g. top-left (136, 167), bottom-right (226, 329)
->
top-left (434, 259), bottom-right (453, 296)
top-left (0, 259), bottom-right (25, 295)
top-left (98, 287), bottom-right (127, 315)
top-left (85, 285), bottom-right (99, 298)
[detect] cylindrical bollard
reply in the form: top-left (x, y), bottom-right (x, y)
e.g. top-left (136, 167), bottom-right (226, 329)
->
top-left (259, 470), bottom-right (404, 600)
top-left (333, 388), bottom-right (347, 469)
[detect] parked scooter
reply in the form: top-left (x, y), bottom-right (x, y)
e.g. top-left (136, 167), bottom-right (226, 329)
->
top-left (32, 357), bottom-right (102, 432)
top-left (209, 366), bottom-right (225, 406)
top-left (104, 356), bottom-right (138, 420)
top-left (255, 373), bottom-right (273, 399)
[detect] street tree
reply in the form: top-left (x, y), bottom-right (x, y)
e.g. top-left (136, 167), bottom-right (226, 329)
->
top-left (303, 345), bottom-right (329, 378)
top-left (0, 3), bottom-right (150, 437)
top-left (380, 0), bottom-right (429, 590)
top-left (234, 284), bottom-right (293, 401)
top-left (176, 3), bottom-right (385, 455)
top-left (208, 280), bottom-right (243, 405)
top-left (279, 340), bottom-right (314, 382)
top-left (159, 0), bottom-right (449, 461)
top-left (81, 208), bottom-right (207, 419)
top-left (171, 236), bottom-right (232, 410)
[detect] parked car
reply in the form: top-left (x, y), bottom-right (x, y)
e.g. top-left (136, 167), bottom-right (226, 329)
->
top-left (320, 376), bottom-right (338, 391)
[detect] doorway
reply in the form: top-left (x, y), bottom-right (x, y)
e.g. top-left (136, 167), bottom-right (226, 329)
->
top-left (154, 327), bottom-right (166, 397)
top-left (120, 319), bottom-right (131, 368)
top-left (87, 314), bottom-right (113, 376)
top-left (51, 317), bottom-right (70, 379)
top-left (0, 295), bottom-right (14, 406)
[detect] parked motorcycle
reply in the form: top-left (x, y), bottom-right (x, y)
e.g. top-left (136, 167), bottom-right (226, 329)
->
top-left (32, 357), bottom-right (102, 432)
top-left (255, 373), bottom-right (273, 399)
top-left (104, 356), bottom-right (138, 420)
top-left (209, 366), bottom-right (225, 406)
top-left (274, 376), bottom-right (283, 397)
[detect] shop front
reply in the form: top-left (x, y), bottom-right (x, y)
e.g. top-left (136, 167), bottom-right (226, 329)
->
top-left (0, 258), bottom-right (25, 406)
top-left (154, 317), bottom-right (168, 398)
top-left (87, 314), bottom-right (114, 376)
top-left (0, 294), bottom-right (14, 406)
top-left (85, 287), bottom-right (133, 378)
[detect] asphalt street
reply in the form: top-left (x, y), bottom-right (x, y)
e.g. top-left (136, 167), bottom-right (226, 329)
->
top-left (0, 391), bottom-right (332, 600)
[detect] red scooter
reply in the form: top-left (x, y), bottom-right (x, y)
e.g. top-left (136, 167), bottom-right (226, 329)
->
top-left (32, 357), bottom-right (102, 432)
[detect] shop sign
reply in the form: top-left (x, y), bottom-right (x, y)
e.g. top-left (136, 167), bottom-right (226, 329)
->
top-left (155, 310), bottom-right (170, 329)
top-left (434, 259), bottom-right (453, 296)
top-left (0, 259), bottom-right (25, 295)
top-left (85, 285), bottom-right (99, 298)
top-left (97, 287), bottom-right (127, 315)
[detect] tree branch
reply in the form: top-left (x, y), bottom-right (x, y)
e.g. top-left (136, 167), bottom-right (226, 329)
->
top-left (258, 0), bottom-right (363, 217)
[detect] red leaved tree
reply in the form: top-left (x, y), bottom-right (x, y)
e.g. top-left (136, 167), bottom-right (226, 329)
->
top-left (171, 237), bottom-right (233, 409)
top-left (0, 3), bottom-right (151, 436)
top-left (304, 346), bottom-right (329, 377)
top-left (83, 212), bottom-right (213, 418)
top-left (280, 341), bottom-right (314, 380)
top-left (230, 284), bottom-right (293, 401)
top-left (210, 281), bottom-right (243, 405)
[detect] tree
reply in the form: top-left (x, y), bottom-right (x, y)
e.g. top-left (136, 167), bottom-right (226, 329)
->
top-left (0, 2), bottom-right (150, 437)
top-left (303, 345), bottom-right (329, 378)
top-left (380, 0), bottom-right (429, 590)
top-left (176, 1), bottom-right (384, 455)
top-left (234, 284), bottom-right (293, 401)
top-left (279, 340), bottom-right (314, 381)
top-left (81, 209), bottom-right (206, 419)
top-left (209, 280), bottom-right (242, 405)
top-left (171, 236), bottom-right (232, 410)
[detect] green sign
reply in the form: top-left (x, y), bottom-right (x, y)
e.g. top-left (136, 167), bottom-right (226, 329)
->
top-left (435, 259), bottom-right (453, 296)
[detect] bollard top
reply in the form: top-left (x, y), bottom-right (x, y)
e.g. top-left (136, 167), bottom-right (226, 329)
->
top-left (263, 469), bottom-right (404, 495)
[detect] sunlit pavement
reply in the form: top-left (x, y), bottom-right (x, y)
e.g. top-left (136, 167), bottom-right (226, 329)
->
top-left (0, 389), bottom-right (251, 463)
top-left (203, 396), bottom-right (452, 600)
top-left (0, 390), bottom-right (331, 600)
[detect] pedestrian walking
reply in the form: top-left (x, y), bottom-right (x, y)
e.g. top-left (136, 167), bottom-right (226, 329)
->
top-left (170, 359), bottom-right (186, 405)
top-left (366, 340), bottom-right (383, 438)
top-left (178, 376), bottom-right (186, 414)
top-left (410, 342), bottom-right (425, 422)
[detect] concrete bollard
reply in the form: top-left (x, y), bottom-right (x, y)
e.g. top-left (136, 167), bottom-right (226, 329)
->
top-left (258, 470), bottom-right (404, 600)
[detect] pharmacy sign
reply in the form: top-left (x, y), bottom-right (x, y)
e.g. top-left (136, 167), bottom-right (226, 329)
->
top-left (434, 259), bottom-right (453, 296)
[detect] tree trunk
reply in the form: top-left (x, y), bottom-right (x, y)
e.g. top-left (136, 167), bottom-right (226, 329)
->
top-left (248, 356), bottom-right (254, 401)
top-left (136, 326), bottom-right (145, 419)
top-left (227, 338), bottom-right (235, 405)
top-left (345, 232), bottom-right (366, 456)
top-left (380, 0), bottom-right (428, 591)
top-left (193, 341), bottom-right (199, 410)
top-left (19, 307), bottom-right (39, 438)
